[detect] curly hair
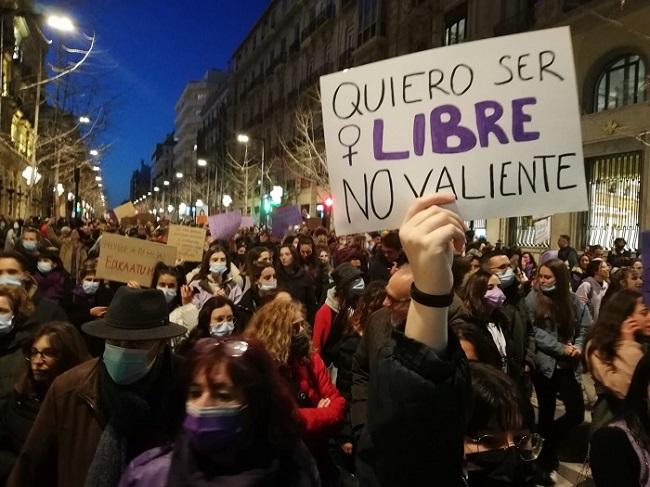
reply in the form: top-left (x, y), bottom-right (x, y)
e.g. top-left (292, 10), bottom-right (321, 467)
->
top-left (244, 300), bottom-right (306, 365)
top-left (0, 284), bottom-right (34, 319)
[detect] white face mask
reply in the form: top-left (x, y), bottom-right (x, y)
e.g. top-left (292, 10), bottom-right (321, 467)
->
top-left (0, 313), bottom-right (14, 335)
top-left (157, 286), bottom-right (177, 303)
top-left (209, 263), bottom-right (227, 275)
top-left (209, 321), bottom-right (235, 337)
top-left (83, 280), bottom-right (100, 295)
top-left (259, 280), bottom-right (277, 295)
top-left (37, 261), bottom-right (53, 274)
top-left (0, 275), bottom-right (23, 287)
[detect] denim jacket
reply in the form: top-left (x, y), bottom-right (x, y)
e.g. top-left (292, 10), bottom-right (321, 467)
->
top-left (525, 291), bottom-right (592, 379)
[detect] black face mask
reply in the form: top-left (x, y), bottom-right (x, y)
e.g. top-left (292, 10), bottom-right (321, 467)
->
top-left (466, 446), bottom-right (521, 485)
top-left (290, 332), bottom-right (310, 358)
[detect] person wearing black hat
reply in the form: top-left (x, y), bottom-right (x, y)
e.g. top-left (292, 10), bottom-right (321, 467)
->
top-left (7, 287), bottom-right (187, 487)
top-left (312, 262), bottom-right (364, 365)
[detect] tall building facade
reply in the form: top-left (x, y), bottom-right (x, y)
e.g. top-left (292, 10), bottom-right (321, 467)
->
top-left (129, 160), bottom-right (151, 202)
top-left (224, 0), bottom-right (649, 251)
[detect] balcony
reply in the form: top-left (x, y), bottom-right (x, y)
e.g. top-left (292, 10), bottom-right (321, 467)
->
top-left (338, 48), bottom-right (354, 69)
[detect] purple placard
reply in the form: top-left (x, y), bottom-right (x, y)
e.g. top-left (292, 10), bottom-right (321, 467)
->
top-left (240, 216), bottom-right (255, 228)
top-left (208, 211), bottom-right (242, 241)
top-left (642, 231), bottom-right (650, 306)
top-left (271, 205), bottom-right (302, 237)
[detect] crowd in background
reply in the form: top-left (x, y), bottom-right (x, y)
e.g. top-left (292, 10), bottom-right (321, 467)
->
top-left (0, 206), bottom-right (647, 487)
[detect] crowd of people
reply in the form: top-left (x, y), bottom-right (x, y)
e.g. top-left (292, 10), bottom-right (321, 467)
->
top-left (0, 202), bottom-right (647, 486)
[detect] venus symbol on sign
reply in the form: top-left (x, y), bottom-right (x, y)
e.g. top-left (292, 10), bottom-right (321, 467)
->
top-left (338, 124), bottom-right (361, 167)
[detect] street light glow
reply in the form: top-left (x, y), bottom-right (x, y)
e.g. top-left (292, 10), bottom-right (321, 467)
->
top-left (147, 191), bottom-right (152, 196)
top-left (222, 194), bottom-right (232, 208)
top-left (197, 158), bottom-right (207, 167)
top-left (237, 134), bottom-right (250, 144)
top-left (175, 172), bottom-right (183, 179)
top-left (90, 149), bottom-right (99, 156)
top-left (163, 180), bottom-right (170, 186)
top-left (95, 176), bottom-right (102, 181)
top-left (92, 165), bottom-right (100, 171)
top-left (98, 183), bottom-right (103, 188)
top-left (79, 116), bottom-right (90, 124)
top-left (46, 14), bottom-right (76, 32)
top-left (153, 186), bottom-right (160, 192)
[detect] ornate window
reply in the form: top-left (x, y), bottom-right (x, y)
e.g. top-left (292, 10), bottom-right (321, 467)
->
top-left (595, 54), bottom-right (646, 112)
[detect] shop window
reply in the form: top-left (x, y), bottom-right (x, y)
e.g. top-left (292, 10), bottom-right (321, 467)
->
top-left (583, 151), bottom-right (641, 250)
top-left (595, 54), bottom-right (646, 112)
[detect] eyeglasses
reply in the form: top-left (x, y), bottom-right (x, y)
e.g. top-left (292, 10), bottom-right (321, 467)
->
top-left (195, 337), bottom-right (249, 357)
top-left (471, 433), bottom-right (544, 462)
top-left (25, 347), bottom-right (57, 361)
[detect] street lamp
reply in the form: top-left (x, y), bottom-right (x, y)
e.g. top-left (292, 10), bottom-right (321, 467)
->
top-left (197, 158), bottom-right (207, 167)
top-left (153, 186), bottom-right (159, 192)
top-left (175, 172), bottom-right (183, 179)
top-left (89, 149), bottom-right (99, 156)
top-left (237, 133), bottom-right (265, 224)
top-left (92, 165), bottom-right (100, 171)
top-left (222, 194), bottom-right (232, 208)
top-left (79, 116), bottom-right (90, 124)
top-left (46, 14), bottom-right (75, 32)
top-left (95, 176), bottom-right (102, 182)
top-left (163, 180), bottom-right (170, 186)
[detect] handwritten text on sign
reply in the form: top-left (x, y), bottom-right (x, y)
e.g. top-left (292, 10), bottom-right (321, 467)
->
top-left (96, 233), bottom-right (177, 287)
top-left (320, 27), bottom-right (588, 234)
top-left (167, 224), bottom-right (206, 262)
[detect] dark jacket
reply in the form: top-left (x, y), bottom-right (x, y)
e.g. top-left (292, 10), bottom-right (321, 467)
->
top-left (607, 248), bottom-right (632, 269)
top-left (277, 265), bottom-right (317, 321)
top-left (558, 246), bottom-right (579, 269)
top-left (7, 350), bottom-right (185, 487)
top-left (367, 329), bottom-right (469, 487)
top-left (0, 318), bottom-right (39, 400)
top-left (0, 388), bottom-right (42, 483)
top-left (33, 268), bottom-right (71, 304)
top-left (66, 285), bottom-right (115, 356)
top-left (367, 254), bottom-right (391, 283)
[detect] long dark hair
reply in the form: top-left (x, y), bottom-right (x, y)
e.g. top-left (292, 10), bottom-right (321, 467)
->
top-left (177, 296), bottom-right (238, 356)
top-left (276, 245), bottom-right (300, 275)
top-left (151, 262), bottom-right (186, 309)
top-left (602, 267), bottom-right (640, 308)
top-left (186, 337), bottom-right (303, 451)
top-left (586, 289), bottom-right (641, 369)
top-left (17, 321), bottom-right (89, 396)
top-left (534, 259), bottom-right (575, 340)
top-left (349, 281), bottom-right (387, 335)
top-left (622, 352), bottom-right (650, 450)
top-left (196, 245), bottom-right (232, 282)
top-left (461, 269), bottom-right (494, 321)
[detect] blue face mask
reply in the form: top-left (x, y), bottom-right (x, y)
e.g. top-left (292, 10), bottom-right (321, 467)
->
top-left (209, 263), bottom-right (227, 275)
top-left (541, 284), bottom-right (556, 293)
top-left (0, 275), bottom-right (23, 287)
top-left (37, 261), bottom-right (53, 274)
top-left (22, 241), bottom-right (37, 251)
top-left (157, 287), bottom-right (177, 304)
top-left (183, 404), bottom-right (244, 453)
top-left (82, 280), bottom-right (100, 295)
top-left (102, 343), bottom-right (157, 385)
top-left (209, 321), bottom-right (235, 337)
top-left (498, 268), bottom-right (516, 288)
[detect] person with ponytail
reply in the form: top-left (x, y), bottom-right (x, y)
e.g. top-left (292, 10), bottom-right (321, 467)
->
top-left (525, 258), bottom-right (591, 483)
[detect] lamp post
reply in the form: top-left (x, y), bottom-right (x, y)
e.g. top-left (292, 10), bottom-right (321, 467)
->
top-left (237, 133), bottom-right (265, 224)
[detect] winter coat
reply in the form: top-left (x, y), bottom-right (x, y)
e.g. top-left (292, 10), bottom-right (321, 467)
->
top-left (7, 351), bottom-right (185, 487)
top-left (66, 285), bottom-right (115, 356)
top-left (59, 239), bottom-right (87, 283)
top-left (118, 439), bottom-right (320, 487)
top-left (0, 389), bottom-right (42, 482)
top-left (312, 290), bottom-right (339, 361)
top-left (277, 265), bottom-right (317, 321)
top-left (526, 291), bottom-right (591, 379)
top-left (366, 329), bottom-right (469, 487)
top-left (576, 277), bottom-right (608, 322)
top-left (33, 268), bottom-right (71, 304)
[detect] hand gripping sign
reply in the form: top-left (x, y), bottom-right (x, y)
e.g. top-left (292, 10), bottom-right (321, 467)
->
top-left (320, 27), bottom-right (588, 235)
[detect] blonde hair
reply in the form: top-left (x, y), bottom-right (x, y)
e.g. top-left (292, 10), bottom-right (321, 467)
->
top-left (244, 300), bottom-right (305, 365)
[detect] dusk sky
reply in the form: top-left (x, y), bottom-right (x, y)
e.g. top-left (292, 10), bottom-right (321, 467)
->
top-left (41, 0), bottom-right (270, 208)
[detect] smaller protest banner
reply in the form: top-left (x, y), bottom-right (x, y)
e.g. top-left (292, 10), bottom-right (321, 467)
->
top-left (196, 208), bottom-right (209, 226)
top-left (307, 217), bottom-right (322, 230)
top-left (271, 205), bottom-right (302, 237)
top-left (167, 224), bottom-right (206, 262)
top-left (208, 211), bottom-right (242, 241)
top-left (96, 233), bottom-right (177, 286)
top-left (642, 231), bottom-right (650, 307)
top-left (240, 216), bottom-right (255, 228)
top-left (113, 202), bottom-right (136, 222)
top-left (534, 217), bottom-right (551, 245)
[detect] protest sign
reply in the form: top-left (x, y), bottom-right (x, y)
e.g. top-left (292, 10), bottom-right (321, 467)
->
top-left (240, 216), bottom-right (255, 228)
top-left (113, 202), bottom-right (136, 222)
top-left (196, 208), bottom-right (209, 226)
top-left (96, 233), bottom-right (177, 286)
top-left (307, 217), bottom-right (322, 230)
top-left (167, 224), bottom-right (206, 262)
top-left (642, 231), bottom-right (650, 307)
top-left (534, 217), bottom-right (551, 245)
top-left (320, 27), bottom-right (588, 234)
top-left (208, 211), bottom-right (242, 241)
top-left (271, 205), bottom-right (302, 237)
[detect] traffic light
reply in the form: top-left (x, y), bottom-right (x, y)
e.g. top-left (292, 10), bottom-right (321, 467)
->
top-left (325, 197), bottom-right (333, 208)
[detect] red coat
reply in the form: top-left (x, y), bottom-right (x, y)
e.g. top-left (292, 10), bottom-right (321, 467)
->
top-left (291, 353), bottom-right (345, 437)
top-left (312, 304), bottom-right (335, 356)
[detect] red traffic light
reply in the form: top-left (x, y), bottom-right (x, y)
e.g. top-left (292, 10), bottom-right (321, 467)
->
top-left (325, 197), bottom-right (333, 207)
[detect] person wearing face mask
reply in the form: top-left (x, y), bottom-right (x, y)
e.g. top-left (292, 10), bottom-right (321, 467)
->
top-left (151, 263), bottom-right (198, 340)
top-left (189, 245), bottom-right (243, 308)
top-left (590, 352), bottom-right (650, 487)
top-left (276, 244), bottom-right (317, 322)
top-left (245, 299), bottom-right (346, 486)
top-left (238, 262), bottom-right (277, 327)
top-left (0, 321), bottom-right (88, 483)
top-left (7, 287), bottom-right (187, 487)
top-left (68, 265), bottom-right (115, 356)
top-left (525, 258), bottom-right (591, 485)
top-left (576, 259), bottom-right (610, 322)
top-left (118, 337), bottom-right (319, 486)
top-left (0, 285), bottom-right (37, 399)
top-left (585, 289), bottom-right (649, 432)
top-left (14, 228), bottom-right (42, 274)
top-left (176, 296), bottom-right (241, 356)
top-left (33, 248), bottom-right (71, 304)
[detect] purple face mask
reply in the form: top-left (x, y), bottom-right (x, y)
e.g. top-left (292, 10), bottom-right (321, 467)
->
top-left (183, 404), bottom-right (244, 453)
top-left (483, 287), bottom-right (506, 310)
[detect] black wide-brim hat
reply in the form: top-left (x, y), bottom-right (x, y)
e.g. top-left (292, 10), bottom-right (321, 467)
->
top-left (82, 287), bottom-right (187, 341)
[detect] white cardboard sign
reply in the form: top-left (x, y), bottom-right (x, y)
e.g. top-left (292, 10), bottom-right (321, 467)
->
top-left (534, 217), bottom-right (551, 245)
top-left (320, 27), bottom-right (588, 235)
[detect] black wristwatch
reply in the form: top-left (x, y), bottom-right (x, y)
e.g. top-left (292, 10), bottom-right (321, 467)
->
top-left (410, 283), bottom-right (454, 308)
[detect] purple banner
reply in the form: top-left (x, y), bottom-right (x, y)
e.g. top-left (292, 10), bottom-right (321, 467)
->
top-left (240, 216), bottom-right (255, 228)
top-left (642, 231), bottom-right (650, 307)
top-left (208, 211), bottom-right (242, 241)
top-left (271, 205), bottom-right (302, 238)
